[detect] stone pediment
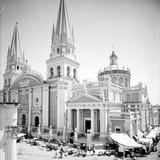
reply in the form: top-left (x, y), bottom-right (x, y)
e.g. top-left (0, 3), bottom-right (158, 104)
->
top-left (67, 93), bottom-right (102, 103)
top-left (10, 73), bottom-right (44, 89)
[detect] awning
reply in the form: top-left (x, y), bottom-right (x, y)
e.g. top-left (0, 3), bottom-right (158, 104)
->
top-left (146, 129), bottom-right (158, 139)
top-left (110, 133), bottom-right (142, 148)
top-left (137, 129), bottom-right (144, 138)
top-left (17, 133), bottom-right (26, 138)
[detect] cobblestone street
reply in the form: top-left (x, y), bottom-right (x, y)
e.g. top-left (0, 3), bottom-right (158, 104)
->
top-left (17, 141), bottom-right (160, 160)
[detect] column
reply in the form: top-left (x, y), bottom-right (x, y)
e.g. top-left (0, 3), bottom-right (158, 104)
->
top-left (63, 127), bottom-right (66, 142)
top-left (135, 106), bottom-right (139, 135)
top-left (104, 108), bottom-right (108, 134)
top-left (76, 109), bottom-right (80, 132)
top-left (100, 108), bottom-right (105, 136)
top-left (28, 88), bottom-right (32, 126)
top-left (37, 124), bottom-right (41, 138)
top-left (129, 109), bottom-right (133, 138)
top-left (91, 109), bottom-right (94, 134)
top-left (67, 109), bottom-right (72, 131)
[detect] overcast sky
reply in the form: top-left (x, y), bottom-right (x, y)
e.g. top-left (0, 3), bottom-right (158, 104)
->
top-left (0, 0), bottom-right (160, 105)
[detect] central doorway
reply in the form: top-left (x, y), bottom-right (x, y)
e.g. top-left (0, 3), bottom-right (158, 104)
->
top-left (22, 114), bottom-right (26, 126)
top-left (85, 120), bottom-right (91, 133)
top-left (35, 116), bottom-right (39, 127)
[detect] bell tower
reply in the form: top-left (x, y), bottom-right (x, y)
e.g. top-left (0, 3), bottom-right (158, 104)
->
top-left (46, 0), bottom-right (79, 82)
top-left (47, 0), bottom-right (79, 129)
top-left (3, 23), bottom-right (28, 89)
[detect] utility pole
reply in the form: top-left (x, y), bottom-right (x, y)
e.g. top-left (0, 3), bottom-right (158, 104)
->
top-left (0, 0), bottom-right (4, 90)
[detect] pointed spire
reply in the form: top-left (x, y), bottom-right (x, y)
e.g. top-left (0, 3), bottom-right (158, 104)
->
top-left (72, 26), bottom-right (75, 44)
top-left (7, 47), bottom-right (11, 62)
top-left (51, 23), bottom-right (55, 45)
top-left (10, 22), bottom-right (24, 63)
top-left (55, 0), bottom-right (73, 44)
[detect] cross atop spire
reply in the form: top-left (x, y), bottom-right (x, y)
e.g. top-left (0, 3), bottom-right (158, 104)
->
top-left (52, 0), bottom-right (73, 45)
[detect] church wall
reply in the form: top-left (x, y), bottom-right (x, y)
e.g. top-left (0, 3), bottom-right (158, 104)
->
top-left (64, 62), bottom-right (77, 79)
top-left (17, 88), bottom-right (29, 125)
top-left (57, 84), bottom-right (67, 129)
top-left (32, 86), bottom-right (42, 108)
top-left (111, 119), bottom-right (125, 132)
top-left (49, 89), bottom-right (57, 128)
top-left (10, 90), bottom-right (17, 102)
top-left (0, 91), bottom-right (3, 102)
top-left (31, 86), bottom-right (42, 125)
top-left (46, 60), bottom-right (63, 79)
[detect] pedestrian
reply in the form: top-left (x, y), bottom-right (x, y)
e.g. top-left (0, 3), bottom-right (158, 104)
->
top-left (59, 144), bottom-right (63, 159)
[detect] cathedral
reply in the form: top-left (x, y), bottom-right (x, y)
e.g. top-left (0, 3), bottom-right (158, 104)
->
top-left (0, 0), bottom-right (155, 136)
top-left (0, 0), bottom-right (79, 129)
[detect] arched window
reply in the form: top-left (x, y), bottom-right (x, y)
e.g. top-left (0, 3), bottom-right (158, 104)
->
top-left (35, 116), bottom-right (39, 127)
top-left (50, 67), bottom-right (54, 78)
top-left (22, 114), bottom-right (26, 126)
top-left (118, 77), bottom-right (123, 86)
top-left (17, 65), bottom-right (19, 70)
top-left (57, 66), bottom-right (61, 77)
top-left (112, 77), bottom-right (117, 84)
top-left (8, 78), bottom-right (11, 86)
top-left (73, 69), bottom-right (76, 79)
top-left (125, 78), bottom-right (128, 87)
top-left (67, 66), bottom-right (71, 77)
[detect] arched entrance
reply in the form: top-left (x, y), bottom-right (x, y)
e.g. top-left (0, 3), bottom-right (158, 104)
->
top-left (22, 114), bottom-right (26, 126)
top-left (35, 116), bottom-right (39, 127)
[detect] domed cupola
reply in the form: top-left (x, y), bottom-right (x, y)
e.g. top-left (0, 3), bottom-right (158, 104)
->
top-left (110, 50), bottom-right (118, 66)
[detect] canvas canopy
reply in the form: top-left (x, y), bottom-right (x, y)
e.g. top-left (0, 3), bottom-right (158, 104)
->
top-left (17, 133), bottom-right (26, 138)
top-left (137, 129), bottom-right (144, 138)
top-left (110, 133), bottom-right (142, 148)
top-left (146, 127), bottom-right (160, 139)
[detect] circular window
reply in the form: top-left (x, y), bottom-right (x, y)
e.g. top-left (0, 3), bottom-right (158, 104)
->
top-left (35, 97), bottom-right (39, 103)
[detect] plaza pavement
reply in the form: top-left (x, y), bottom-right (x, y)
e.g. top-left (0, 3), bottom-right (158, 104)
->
top-left (17, 141), bottom-right (160, 160)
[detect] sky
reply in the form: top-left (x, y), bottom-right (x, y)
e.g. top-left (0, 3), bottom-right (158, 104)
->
top-left (0, 0), bottom-right (160, 105)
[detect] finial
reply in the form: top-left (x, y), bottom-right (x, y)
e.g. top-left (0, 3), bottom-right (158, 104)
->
top-left (16, 22), bottom-right (18, 26)
top-left (112, 45), bottom-right (115, 51)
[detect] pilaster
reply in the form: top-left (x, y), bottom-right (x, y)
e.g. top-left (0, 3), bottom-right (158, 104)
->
top-left (56, 81), bottom-right (67, 129)
top-left (76, 109), bottom-right (80, 132)
top-left (28, 88), bottom-right (32, 125)
top-left (42, 85), bottom-right (49, 127)
top-left (91, 109), bottom-right (94, 134)
top-left (100, 108), bottom-right (105, 135)
top-left (67, 108), bottom-right (72, 131)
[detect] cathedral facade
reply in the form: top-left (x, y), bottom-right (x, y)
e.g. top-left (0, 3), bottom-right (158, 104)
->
top-left (0, 0), bottom-right (154, 136)
top-left (0, 0), bottom-right (79, 129)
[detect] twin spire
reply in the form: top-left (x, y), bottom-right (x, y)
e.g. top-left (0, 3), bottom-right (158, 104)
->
top-left (52, 0), bottom-right (74, 45)
top-left (7, 0), bottom-right (74, 64)
top-left (7, 22), bottom-right (25, 64)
